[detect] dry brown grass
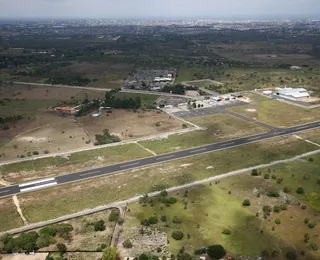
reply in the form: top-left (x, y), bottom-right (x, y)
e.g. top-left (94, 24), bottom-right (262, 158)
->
top-left (0, 197), bottom-right (24, 232)
top-left (79, 109), bottom-right (182, 140)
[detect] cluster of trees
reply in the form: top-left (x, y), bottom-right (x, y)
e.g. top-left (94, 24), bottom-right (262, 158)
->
top-left (103, 89), bottom-right (142, 109)
top-left (95, 129), bottom-right (120, 145)
top-left (161, 84), bottom-right (185, 95)
top-left (194, 245), bottom-right (226, 259)
top-left (75, 99), bottom-right (100, 117)
top-left (1, 223), bottom-right (73, 253)
top-left (45, 74), bottom-right (91, 86)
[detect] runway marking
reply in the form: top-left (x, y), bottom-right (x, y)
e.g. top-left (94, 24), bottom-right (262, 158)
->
top-left (79, 171), bottom-right (101, 177)
top-left (120, 162), bottom-right (140, 168)
top-left (0, 190), bottom-right (10, 194)
top-left (19, 177), bottom-right (55, 187)
top-left (220, 142), bottom-right (235, 147)
top-left (20, 182), bottom-right (58, 192)
top-left (156, 155), bottom-right (174, 161)
top-left (190, 148), bottom-right (207, 154)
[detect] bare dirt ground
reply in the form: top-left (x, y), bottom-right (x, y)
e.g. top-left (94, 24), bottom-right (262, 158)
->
top-left (1, 113), bottom-right (92, 161)
top-left (79, 109), bottom-right (183, 140)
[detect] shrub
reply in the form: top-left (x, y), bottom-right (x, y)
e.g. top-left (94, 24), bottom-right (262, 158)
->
top-left (44, 150), bottom-right (50, 154)
top-left (303, 174), bottom-right (310, 180)
top-left (32, 151), bottom-right (39, 155)
top-left (308, 222), bottom-right (316, 229)
top-left (285, 251), bottom-right (297, 260)
top-left (122, 239), bottom-right (133, 248)
top-left (222, 229), bottom-right (231, 235)
top-left (194, 248), bottom-right (207, 255)
top-left (251, 169), bottom-right (259, 176)
top-left (296, 187), bottom-right (304, 194)
top-left (266, 190), bottom-right (280, 197)
top-left (275, 218), bottom-right (281, 225)
top-left (148, 216), bottom-right (158, 225)
top-left (242, 199), bottom-right (250, 206)
top-left (263, 206), bottom-right (272, 215)
top-left (182, 123), bottom-right (188, 129)
top-left (283, 187), bottom-right (291, 193)
top-left (264, 174), bottom-right (270, 179)
top-left (207, 245), bottom-right (226, 259)
top-left (172, 231), bottom-right (184, 240)
top-left (109, 209), bottom-right (120, 222)
top-left (280, 204), bottom-right (288, 210)
top-left (308, 157), bottom-right (314, 162)
top-left (310, 242), bottom-right (319, 251)
top-left (36, 234), bottom-right (56, 248)
top-left (94, 220), bottom-right (106, 231)
top-left (40, 226), bottom-right (57, 237)
top-left (57, 243), bottom-right (67, 253)
top-left (162, 196), bottom-right (177, 205)
top-left (161, 216), bottom-right (167, 222)
top-left (304, 218), bottom-right (310, 224)
top-left (172, 216), bottom-right (181, 224)
top-left (155, 122), bottom-right (161, 127)
top-left (160, 190), bottom-right (168, 196)
top-left (271, 174), bottom-right (277, 179)
top-left (141, 219), bottom-right (150, 226)
top-left (55, 223), bottom-right (73, 240)
top-left (273, 205), bottom-right (281, 213)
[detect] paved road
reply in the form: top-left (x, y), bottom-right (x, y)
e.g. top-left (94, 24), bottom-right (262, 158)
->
top-left (1, 120), bottom-right (320, 198)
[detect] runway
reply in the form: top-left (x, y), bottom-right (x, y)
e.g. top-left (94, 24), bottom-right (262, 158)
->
top-left (0, 120), bottom-right (320, 198)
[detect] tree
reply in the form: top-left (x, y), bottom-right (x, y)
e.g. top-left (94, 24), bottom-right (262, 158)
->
top-left (102, 247), bottom-right (119, 260)
top-left (172, 231), bottom-right (184, 240)
top-left (304, 233), bottom-right (310, 243)
top-left (242, 199), bottom-right (250, 206)
top-left (275, 218), bottom-right (281, 225)
top-left (109, 210), bottom-right (120, 222)
top-left (207, 245), bottom-right (226, 259)
top-left (310, 242), bottom-right (319, 251)
top-left (296, 187), bottom-right (305, 194)
top-left (161, 216), bottom-right (167, 222)
top-left (148, 216), bottom-right (158, 225)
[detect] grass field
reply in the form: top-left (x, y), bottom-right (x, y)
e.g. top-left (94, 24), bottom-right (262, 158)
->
top-left (0, 197), bottom-right (24, 232)
top-left (139, 113), bottom-right (267, 154)
top-left (228, 99), bottom-right (320, 127)
top-left (123, 154), bottom-right (320, 258)
top-left (14, 135), bottom-right (317, 225)
top-left (114, 92), bottom-right (159, 108)
top-left (0, 99), bottom-right (59, 118)
top-left (0, 143), bottom-right (151, 183)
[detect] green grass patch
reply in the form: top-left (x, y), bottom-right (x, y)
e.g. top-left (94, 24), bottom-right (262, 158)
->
top-left (0, 99), bottom-right (59, 118)
top-left (139, 113), bottom-right (267, 154)
top-left (0, 143), bottom-right (151, 181)
top-left (0, 198), bottom-right (24, 232)
top-left (16, 135), bottom-right (317, 224)
top-left (229, 99), bottom-right (320, 127)
top-left (126, 185), bottom-right (277, 256)
top-left (114, 92), bottom-right (159, 108)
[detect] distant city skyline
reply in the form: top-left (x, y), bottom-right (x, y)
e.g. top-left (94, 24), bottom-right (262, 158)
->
top-left (0, 0), bottom-right (320, 19)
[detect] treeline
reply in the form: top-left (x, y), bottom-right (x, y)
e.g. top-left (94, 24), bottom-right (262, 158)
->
top-left (1, 223), bottom-right (73, 253)
top-left (0, 115), bottom-right (23, 130)
top-left (45, 74), bottom-right (91, 86)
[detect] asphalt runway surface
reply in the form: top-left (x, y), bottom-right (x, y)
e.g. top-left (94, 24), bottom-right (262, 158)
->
top-left (1, 120), bottom-right (320, 198)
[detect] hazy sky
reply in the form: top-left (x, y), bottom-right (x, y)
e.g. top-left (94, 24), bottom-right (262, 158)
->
top-left (1, 0), bottom-right (320, 19)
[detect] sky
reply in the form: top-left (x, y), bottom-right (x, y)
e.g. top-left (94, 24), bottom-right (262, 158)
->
top-left (0, 0), bottom-right (320, 19)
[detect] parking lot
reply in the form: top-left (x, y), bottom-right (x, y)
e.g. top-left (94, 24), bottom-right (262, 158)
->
top-left (172, 101), bottom-right (246, 118)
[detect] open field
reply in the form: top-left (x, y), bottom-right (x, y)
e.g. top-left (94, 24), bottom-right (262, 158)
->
top-left (177, 66), bottom-right (320, 94)
top-left (122, 154), bottom-right (320, 259)
top-left (183, 79), bottom-right (223, 88)
top-left (139, 113), bottom-right (267, 154)
top-left (114, 92), bottom-right (159, 108)
top-left (229, 99), bottom-right (320, 127)
top-left (11, 135), bottom-right (317, 226)
top-left (295, 128), bottom-right (320, 144)
top-left (1, 113), bottom-right (92, 162)
top-left (0, 143), bottom-right (151, 184)
top-left (79, 109), bottom-right (183, 141)
top-left (0, 84), bottom-right (105, 102)
top-left (0, 197), bottom-right (24, 232)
